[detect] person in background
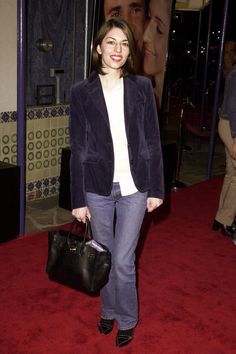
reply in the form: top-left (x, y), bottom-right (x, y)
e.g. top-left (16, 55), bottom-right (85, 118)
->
top-left (143, 0), bottom-right (173, 108)
top-left (103, 0), bottom-right (148, 73)
top-left (212, 40), bottom-right (236, 244)
top-left (70, 18), bottom-right (164, 347)
top-left (223, 40), bottom-right (236, 78)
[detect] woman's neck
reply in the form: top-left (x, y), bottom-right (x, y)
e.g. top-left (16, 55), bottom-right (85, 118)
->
top-left (99, 70), bottom-right (122, 90)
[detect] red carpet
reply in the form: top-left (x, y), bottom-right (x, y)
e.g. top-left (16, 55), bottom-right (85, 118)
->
top-left (1, 176), bottom-right (236, 354)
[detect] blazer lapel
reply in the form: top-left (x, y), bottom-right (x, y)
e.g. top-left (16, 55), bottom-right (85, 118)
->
top-left (84, 72), bottom-right (144, 134)
top-left (85, 71), bottom-right (110, 126)
top-left (124, 75), bottom-right (143, 135)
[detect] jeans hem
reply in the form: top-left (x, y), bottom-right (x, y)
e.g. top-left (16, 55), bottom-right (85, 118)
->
top-left (118, 322), bottom-right (137, 331)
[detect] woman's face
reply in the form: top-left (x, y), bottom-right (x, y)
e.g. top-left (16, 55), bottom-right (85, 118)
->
top-left (143, 0), bottom-right (172, 76)
top-left (97, 27), bottom-right (130, 73)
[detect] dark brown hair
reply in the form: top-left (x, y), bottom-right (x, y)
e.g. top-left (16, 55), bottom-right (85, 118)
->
top-left (92, 18), bottom-right (136, 76)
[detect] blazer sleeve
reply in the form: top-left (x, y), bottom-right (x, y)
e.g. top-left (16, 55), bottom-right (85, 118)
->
top-left (144, 79), bottom-right (165, 199)
top-left (69, 85), bottom-right (87, 208)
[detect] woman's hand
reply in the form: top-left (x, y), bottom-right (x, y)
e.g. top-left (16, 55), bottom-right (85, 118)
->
top-left (146, 197), bottom-right (163, 212)
top-left (231, 139), bottom-right (236, 159)
top-left (72, 207), bottom-right (91, 223)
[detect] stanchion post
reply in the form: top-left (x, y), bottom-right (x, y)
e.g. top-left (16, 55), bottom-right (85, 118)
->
top-left (172, 108), bottom-right (186, 191)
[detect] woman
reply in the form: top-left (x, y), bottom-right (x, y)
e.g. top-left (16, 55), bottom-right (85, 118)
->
top-left (212, 42), bottom-right (236, 243)
top-left (69, 18), bottom-right (164, 347)
top-left (143, 0), bottom-right (173, 108)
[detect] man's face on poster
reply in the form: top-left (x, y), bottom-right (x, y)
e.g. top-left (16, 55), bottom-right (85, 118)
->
top-left (103, 0), bottom-right (146, 52)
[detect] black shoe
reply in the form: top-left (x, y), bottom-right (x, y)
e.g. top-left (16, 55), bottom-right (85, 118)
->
top-left (232, 220), bottom-right (236, 231)
top-left (212, 220), bottom-right (234, 237)
top-left (116, 328), bottom-right (134, 347)
top-left (97, 318), bottom-right (114, 335)
top-left (231, 232), bottom-right (236, 245)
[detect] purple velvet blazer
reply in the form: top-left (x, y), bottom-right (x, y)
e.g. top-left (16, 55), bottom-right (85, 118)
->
top-left (69, 71), bottom-right (164, 209)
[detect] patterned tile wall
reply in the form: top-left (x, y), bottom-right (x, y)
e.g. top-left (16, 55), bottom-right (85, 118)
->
top-left (0, 105), bottom-right (70, 201)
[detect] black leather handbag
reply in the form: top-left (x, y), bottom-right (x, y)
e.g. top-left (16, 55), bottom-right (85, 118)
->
top-left (46, 219), bottom-right (111, 294)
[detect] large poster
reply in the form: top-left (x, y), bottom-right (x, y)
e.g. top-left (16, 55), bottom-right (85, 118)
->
top-left (91, 0), bottom-right (174, 109)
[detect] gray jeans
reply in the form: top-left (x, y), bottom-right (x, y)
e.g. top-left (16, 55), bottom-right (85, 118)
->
top-left (86, 183), bottom-right (147, 330)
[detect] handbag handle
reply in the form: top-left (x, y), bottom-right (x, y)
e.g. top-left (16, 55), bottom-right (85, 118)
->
top-left (66, 219), bottom-right (93, 254)
top-left (67, 218), bottom-right (93, 243)
top-left (84, 218), bottom-right (93, 240)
